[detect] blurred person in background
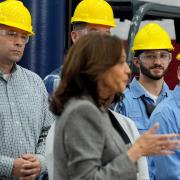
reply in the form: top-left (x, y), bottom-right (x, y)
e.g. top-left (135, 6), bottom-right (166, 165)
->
top-left (43, 0), bottom-right (115, 95)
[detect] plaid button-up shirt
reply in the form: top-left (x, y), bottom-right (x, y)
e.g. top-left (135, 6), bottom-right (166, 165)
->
top-left (0, 65), bottom-right (54, 179)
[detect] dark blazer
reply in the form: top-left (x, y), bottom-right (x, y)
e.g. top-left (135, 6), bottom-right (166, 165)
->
top-left (53, 98), bottom-right (137, 180)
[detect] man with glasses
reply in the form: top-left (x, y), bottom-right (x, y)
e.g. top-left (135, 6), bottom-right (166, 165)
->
top-left (149, 63), bottom-right (180, 180)
top-left (0, 0), bottom-right (54, 179)
top-left (43, 0), bottom-right (115, 95)
top-left (0, 28), bottom-right (29, 44)
top-left (114, 23), bottom-right (173, 179)
top-left (114, 22), bottom-right (173, 134)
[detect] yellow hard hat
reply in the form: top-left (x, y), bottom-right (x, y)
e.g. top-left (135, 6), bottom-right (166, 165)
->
top-left (176, 53), bottom-right (180, 60)
top-left (132, 23), bottom-right (174, 52)
top-left (71, 0), bottom-right (115, 27)
top-left (0, 0), bottom-right (34, 36)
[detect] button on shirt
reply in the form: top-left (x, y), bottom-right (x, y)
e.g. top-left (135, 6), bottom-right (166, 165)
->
top-left (114, 77), bottom-right (171, 134)
top-left (0, 65), bottom-right (54, 179)
top-left (149, 85), bottom-right (180, 180)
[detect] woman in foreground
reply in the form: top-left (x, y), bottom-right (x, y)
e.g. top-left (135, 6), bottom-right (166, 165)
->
top-left (50, 33), bottom-right (180, 180)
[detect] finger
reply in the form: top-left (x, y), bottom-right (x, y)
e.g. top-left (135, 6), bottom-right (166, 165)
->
top-left (153, 139), bottom-right (180, 148)
top-left (22, 156), bottom-right (37, 163)
top-left (20, 169), bottom-right (35, 176)
top-left (19, 174), bottom-right (36, 180)
top-left (156, 150), bottom-right (175, 156)
top-left (155, 134), bottom-right (180, 141)
top-left (21, 167), bottom-right (40, 176)
top-left (22, 162), bottom-right (39, 169)
top-left (167, 145), bottom-right (180, 150)
top-left (22, 154), bottom-right (34, 160)
top-left (147, 123), bottom-right (160, 134)
top-left (154, 141), bottom-right (180, 154)
top-left (163, 141), bottom-right (180, 150)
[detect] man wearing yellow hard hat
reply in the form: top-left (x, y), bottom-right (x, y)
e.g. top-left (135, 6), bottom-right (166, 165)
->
top-left (43, 0), bottom-right (116, 95)
top-left (0, 0), bottom-right (54, 179)
top-left (114, 22), bottom-right (173, 179)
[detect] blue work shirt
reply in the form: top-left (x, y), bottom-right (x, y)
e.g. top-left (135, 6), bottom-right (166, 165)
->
top-left (149, 85), bottom-right (180, 180)
top-left (43, 67), bottom-right (62, 95)
top-left (114, 77), bottom-right (171, 134)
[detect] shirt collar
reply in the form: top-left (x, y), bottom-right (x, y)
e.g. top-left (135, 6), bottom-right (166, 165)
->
top-left (129, 77), bottom-right (170, 98)
top-left (172, 85), bottom-right (180, 107)
top-left (0, 64), bottom-right (17, 79)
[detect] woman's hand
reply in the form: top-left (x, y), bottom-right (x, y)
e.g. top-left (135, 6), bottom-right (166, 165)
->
top-left (127, 123), bottom-right (180, 162)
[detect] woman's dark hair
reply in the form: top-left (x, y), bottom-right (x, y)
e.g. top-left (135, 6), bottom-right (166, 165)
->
top-left (50, 33), bottom-right (125, 115)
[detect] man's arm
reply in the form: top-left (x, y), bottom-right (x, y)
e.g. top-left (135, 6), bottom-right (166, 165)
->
top-left (0, 156), bottom-right (31, 179)
top-left (35, 82), bottom-right (55, 173)
top-left (0, 155), bottom-right (14, 178)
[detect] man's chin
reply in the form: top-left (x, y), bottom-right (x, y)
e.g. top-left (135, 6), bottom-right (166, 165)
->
top-left (148, 74), bottom-right (164, 80)
top-left (10, 56), bottom-right (22, 63)
top-left (149, 70), bottom-right (165, 80)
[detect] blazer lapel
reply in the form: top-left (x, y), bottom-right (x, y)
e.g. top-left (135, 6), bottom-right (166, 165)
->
top-left (102, 110), bottom-right (130, 153)
top-left (109, 126), bottom-right (130, 152)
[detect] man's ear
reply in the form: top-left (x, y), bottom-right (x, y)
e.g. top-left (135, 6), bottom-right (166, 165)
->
top-left (133, 57), bottom-right (140, 68)
top-left (71, 31), bottom-right (80, 43)
top-left (168, 53), bottom-right (173, 65)
top-left (177, 65), bottom-right (180, 82)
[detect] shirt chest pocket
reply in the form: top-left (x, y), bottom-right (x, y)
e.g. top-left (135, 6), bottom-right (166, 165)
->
top-left (128, 111), bottom-right (150, 131)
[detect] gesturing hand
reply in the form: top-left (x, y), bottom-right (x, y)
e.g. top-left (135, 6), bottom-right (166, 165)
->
top-left (127, 123), bottom-right (180, 162)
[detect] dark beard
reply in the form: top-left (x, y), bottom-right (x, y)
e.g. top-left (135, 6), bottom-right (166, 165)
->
top-left (139, 62), bottom-right (167, 80)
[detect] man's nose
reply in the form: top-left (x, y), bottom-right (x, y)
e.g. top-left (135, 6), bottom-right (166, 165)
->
top-left (14, 36), bottom-right (25, 46)
top-left (153, 55), bottom-right (162, 64)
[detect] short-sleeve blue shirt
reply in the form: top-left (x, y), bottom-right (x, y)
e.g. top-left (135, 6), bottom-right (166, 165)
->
top-left (149, 85), bottom-right (180, 180)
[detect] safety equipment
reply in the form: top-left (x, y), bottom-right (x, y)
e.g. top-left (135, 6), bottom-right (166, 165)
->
top-left (0, 0), bottom-right (34, 35)
top-left (71, 0), bottom-right (115, 27)
top-left (132, 23), bottom-right (173, 52)
top-left (176, 53), bottom-right (180, 60)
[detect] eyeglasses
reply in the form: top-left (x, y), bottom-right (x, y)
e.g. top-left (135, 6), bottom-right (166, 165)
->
top-left (139, 51), bottom-right (171, 62)
top-left (0, 29), bottom-right (29, 44)
top-left (75, 28), bottom-right (110, 35)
